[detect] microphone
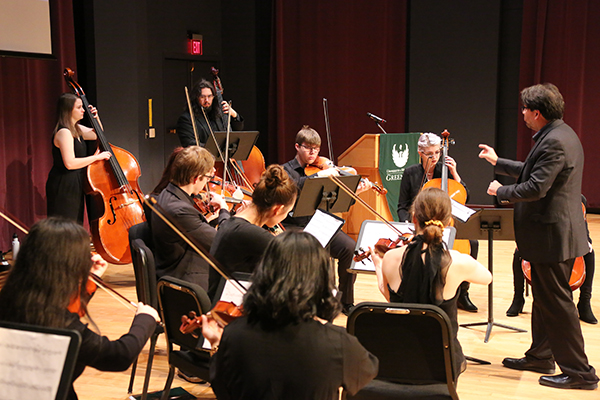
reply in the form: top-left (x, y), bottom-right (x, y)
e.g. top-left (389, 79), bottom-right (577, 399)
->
top-left (367, 112), bottom-right (386, 124)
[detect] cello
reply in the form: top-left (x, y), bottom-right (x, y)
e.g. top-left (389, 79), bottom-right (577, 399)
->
top-left (422, 129), bottom-right (470, 255)
top-left (64, 68), bottom-right (145, 264)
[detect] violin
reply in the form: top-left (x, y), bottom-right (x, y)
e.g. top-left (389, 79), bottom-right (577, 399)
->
top-left (179, 301), bottom-right (244, 337)
top-left (304, 156), bottom-right (388, 196)
top-left (353, 233), bottom-right (413, 264)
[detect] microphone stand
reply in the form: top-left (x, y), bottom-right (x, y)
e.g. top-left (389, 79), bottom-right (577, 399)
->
top-left (375, 122), bottom-right (387, 134)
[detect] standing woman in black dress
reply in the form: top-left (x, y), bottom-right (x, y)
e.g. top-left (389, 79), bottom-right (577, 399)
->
top-left (0, 217), bottom-right (160, 400)
top-left (46, 93), bottom-right (111, 223)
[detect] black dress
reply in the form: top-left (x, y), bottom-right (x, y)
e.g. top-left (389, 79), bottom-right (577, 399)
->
top-left (46, 132), bottom-right (89, 224)
top-left (209, 216), bottom-right (273, 299)
top-left (210, 316), bottom-right (378, 400)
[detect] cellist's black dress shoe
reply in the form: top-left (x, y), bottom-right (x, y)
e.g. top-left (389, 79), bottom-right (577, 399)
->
top-left (539, 373), bottom-right (598, 390)
top-left (502, 357), bottom-right (555, 374)
top-left (457, 291), bottom-right (478, 312)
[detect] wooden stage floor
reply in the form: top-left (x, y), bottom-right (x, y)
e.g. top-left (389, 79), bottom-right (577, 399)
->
top-left (74, 215), bottom-right (600, 399)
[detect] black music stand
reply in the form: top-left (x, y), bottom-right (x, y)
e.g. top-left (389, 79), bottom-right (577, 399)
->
top-left (292, 175), bottom-right (361, 218)
top-left (204, 131), bottom-right (259, 161)
top-left (454, 207), bottom-right (526, 343)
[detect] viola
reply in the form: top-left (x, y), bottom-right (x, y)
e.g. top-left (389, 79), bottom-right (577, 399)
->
top-left (64, 68), bottom-right (145, 265)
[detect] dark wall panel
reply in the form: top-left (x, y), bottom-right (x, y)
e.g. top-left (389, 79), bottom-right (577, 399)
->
top-left (408, 0), bottom-right (502, 205)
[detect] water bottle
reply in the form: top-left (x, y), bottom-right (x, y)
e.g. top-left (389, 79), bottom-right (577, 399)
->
top-left (12, 233), bottom-right (20, 261)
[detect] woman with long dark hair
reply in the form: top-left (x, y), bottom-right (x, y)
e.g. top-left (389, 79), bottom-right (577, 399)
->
top-left (202, 231), bottom-right (378, 399)
top-left (0, 217), bottom-right (159, 400)
top-left (374, 187), bottom-right (492, 377)
top-left (46, 93), bottom-right (111, 223)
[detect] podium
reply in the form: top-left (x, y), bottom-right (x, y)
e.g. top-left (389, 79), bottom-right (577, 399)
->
top-left (338, 133), bottom-right (420, 240)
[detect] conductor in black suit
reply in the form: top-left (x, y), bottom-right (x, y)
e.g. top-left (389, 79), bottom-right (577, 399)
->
top-left (479, 83), bottom-right (598, 390)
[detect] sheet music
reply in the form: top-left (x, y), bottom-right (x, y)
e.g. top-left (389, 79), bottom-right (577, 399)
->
top-left (451, 199), bottom-right (477, 223)
top-left (303, 209), bottom-right (345, 247)
top-left (0, 328), bottom-right (72, 400)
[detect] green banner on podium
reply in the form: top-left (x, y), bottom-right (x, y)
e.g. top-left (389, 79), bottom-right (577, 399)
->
top-left (378, 133), bottom-right (421, 221)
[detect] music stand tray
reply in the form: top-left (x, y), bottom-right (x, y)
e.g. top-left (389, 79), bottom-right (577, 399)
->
top-left (454, 207), bottom-right (526, 342)
top-left (292, 175), bottom-right (361, 218)
top-left (204, 131), bottom-right (259, 161)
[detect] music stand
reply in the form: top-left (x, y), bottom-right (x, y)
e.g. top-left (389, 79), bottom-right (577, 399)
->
top-left (0, 321), bottom-right (81, 400)
top-left (454, 207), bottom-right (527, 343)
top-left (204, 131), bottom-right (259, 161)
top-left (292, 175), bottom-right (361, 218)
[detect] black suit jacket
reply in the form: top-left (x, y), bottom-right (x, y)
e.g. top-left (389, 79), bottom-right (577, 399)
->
top-left (151, 182), bottom-right (230, 289)
top-left (495, 119), bottom-right (587, 263)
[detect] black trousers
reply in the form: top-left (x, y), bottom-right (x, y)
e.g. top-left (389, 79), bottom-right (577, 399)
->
top-left (526, 259), bottom-right (598, 383)
top-left (329, 230), bottom-right (356, 305)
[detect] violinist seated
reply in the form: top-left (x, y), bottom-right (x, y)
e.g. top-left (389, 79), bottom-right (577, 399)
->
top-left (201, 231), bottom-right (378, 399)
top-left (282, 125), bottom-right (370, 315)
top-left (396, 132), bottom-right (480, 313)
top-left (208, 165), bottom-right (297, 300)
top-left (372, 188), bottom-right (491, 379)
top-left (151, 146), bottom-right (230, 292)
top-left (177, 78), bottom-right (244, 148)
top-left (0, 217), bottom-right (160, 400)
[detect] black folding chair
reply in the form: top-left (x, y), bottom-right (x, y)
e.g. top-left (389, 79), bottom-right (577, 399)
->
top-left (345, 302), bottom-right (459, 400)
top-left (127, 221), bottom-right (162, 400)
top-left (157, 276), bottom-right (212, 400)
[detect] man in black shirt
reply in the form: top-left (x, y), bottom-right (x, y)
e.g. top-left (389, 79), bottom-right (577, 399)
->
top-left (283, 126), bottom-right (371, 314)
top-left (177, 79), bottom-right (244, 147)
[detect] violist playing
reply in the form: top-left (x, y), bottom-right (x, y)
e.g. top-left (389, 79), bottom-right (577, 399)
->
top-left (373, 187), bottom-right (492, 378)
top-left (282, 125), bottom-right (372, 315)
top-left (201, 230), bottom-right (378, 399)
top-left (151, 146), bottom-right (230, 291)
top-left (209, 164), bottom-right (297, 299)
top-left (396, 132), bottom-right (480, 312)
top-left (46, 93), bottom-right (111, 224)
top-left (0, 217), bottom-right (160, 400)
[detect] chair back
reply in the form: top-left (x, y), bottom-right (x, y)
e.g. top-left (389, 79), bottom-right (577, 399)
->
top-left (129, 222), bottom-right (158, 307)
top-left (157, 276), bottom-right (212, 352)
top-left (347, 302), bottom-right (458, 397)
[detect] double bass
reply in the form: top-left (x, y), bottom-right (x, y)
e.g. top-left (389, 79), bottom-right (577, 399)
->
top-left (64, 68), bottom-right (145, 264)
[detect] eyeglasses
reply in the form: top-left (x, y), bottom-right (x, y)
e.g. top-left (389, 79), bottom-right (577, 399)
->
top-left (199, 94), bottom-right (214, 100)
top-left (203, 174), bottom-right (215, 180)
top-left (421, 150), bottom-right (441, 158)
top-left (300, 144), bottom-right (320, 153)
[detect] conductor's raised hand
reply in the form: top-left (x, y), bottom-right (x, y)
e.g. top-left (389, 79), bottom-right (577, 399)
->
top-left (478, 144), bottom-right (498, 166)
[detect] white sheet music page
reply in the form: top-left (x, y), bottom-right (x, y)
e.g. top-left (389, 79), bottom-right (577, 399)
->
top-left (0, 327), bottom-right (71, 400)
top-left (303, 209), bottom-right (344, 247)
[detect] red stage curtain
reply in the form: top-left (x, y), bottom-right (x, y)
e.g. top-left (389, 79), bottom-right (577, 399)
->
top-left (0, 0), bottom-right (77, 250)
top-left (270, 0), bottom-right (408, 166)
top-left (519, 0), bottom-right (600, 208)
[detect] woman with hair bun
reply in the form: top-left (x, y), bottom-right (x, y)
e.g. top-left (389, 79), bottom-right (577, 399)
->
top-left (373, 187), bottom-right (492, 377)
top-left (208, 164), bottom-right (297, 299)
